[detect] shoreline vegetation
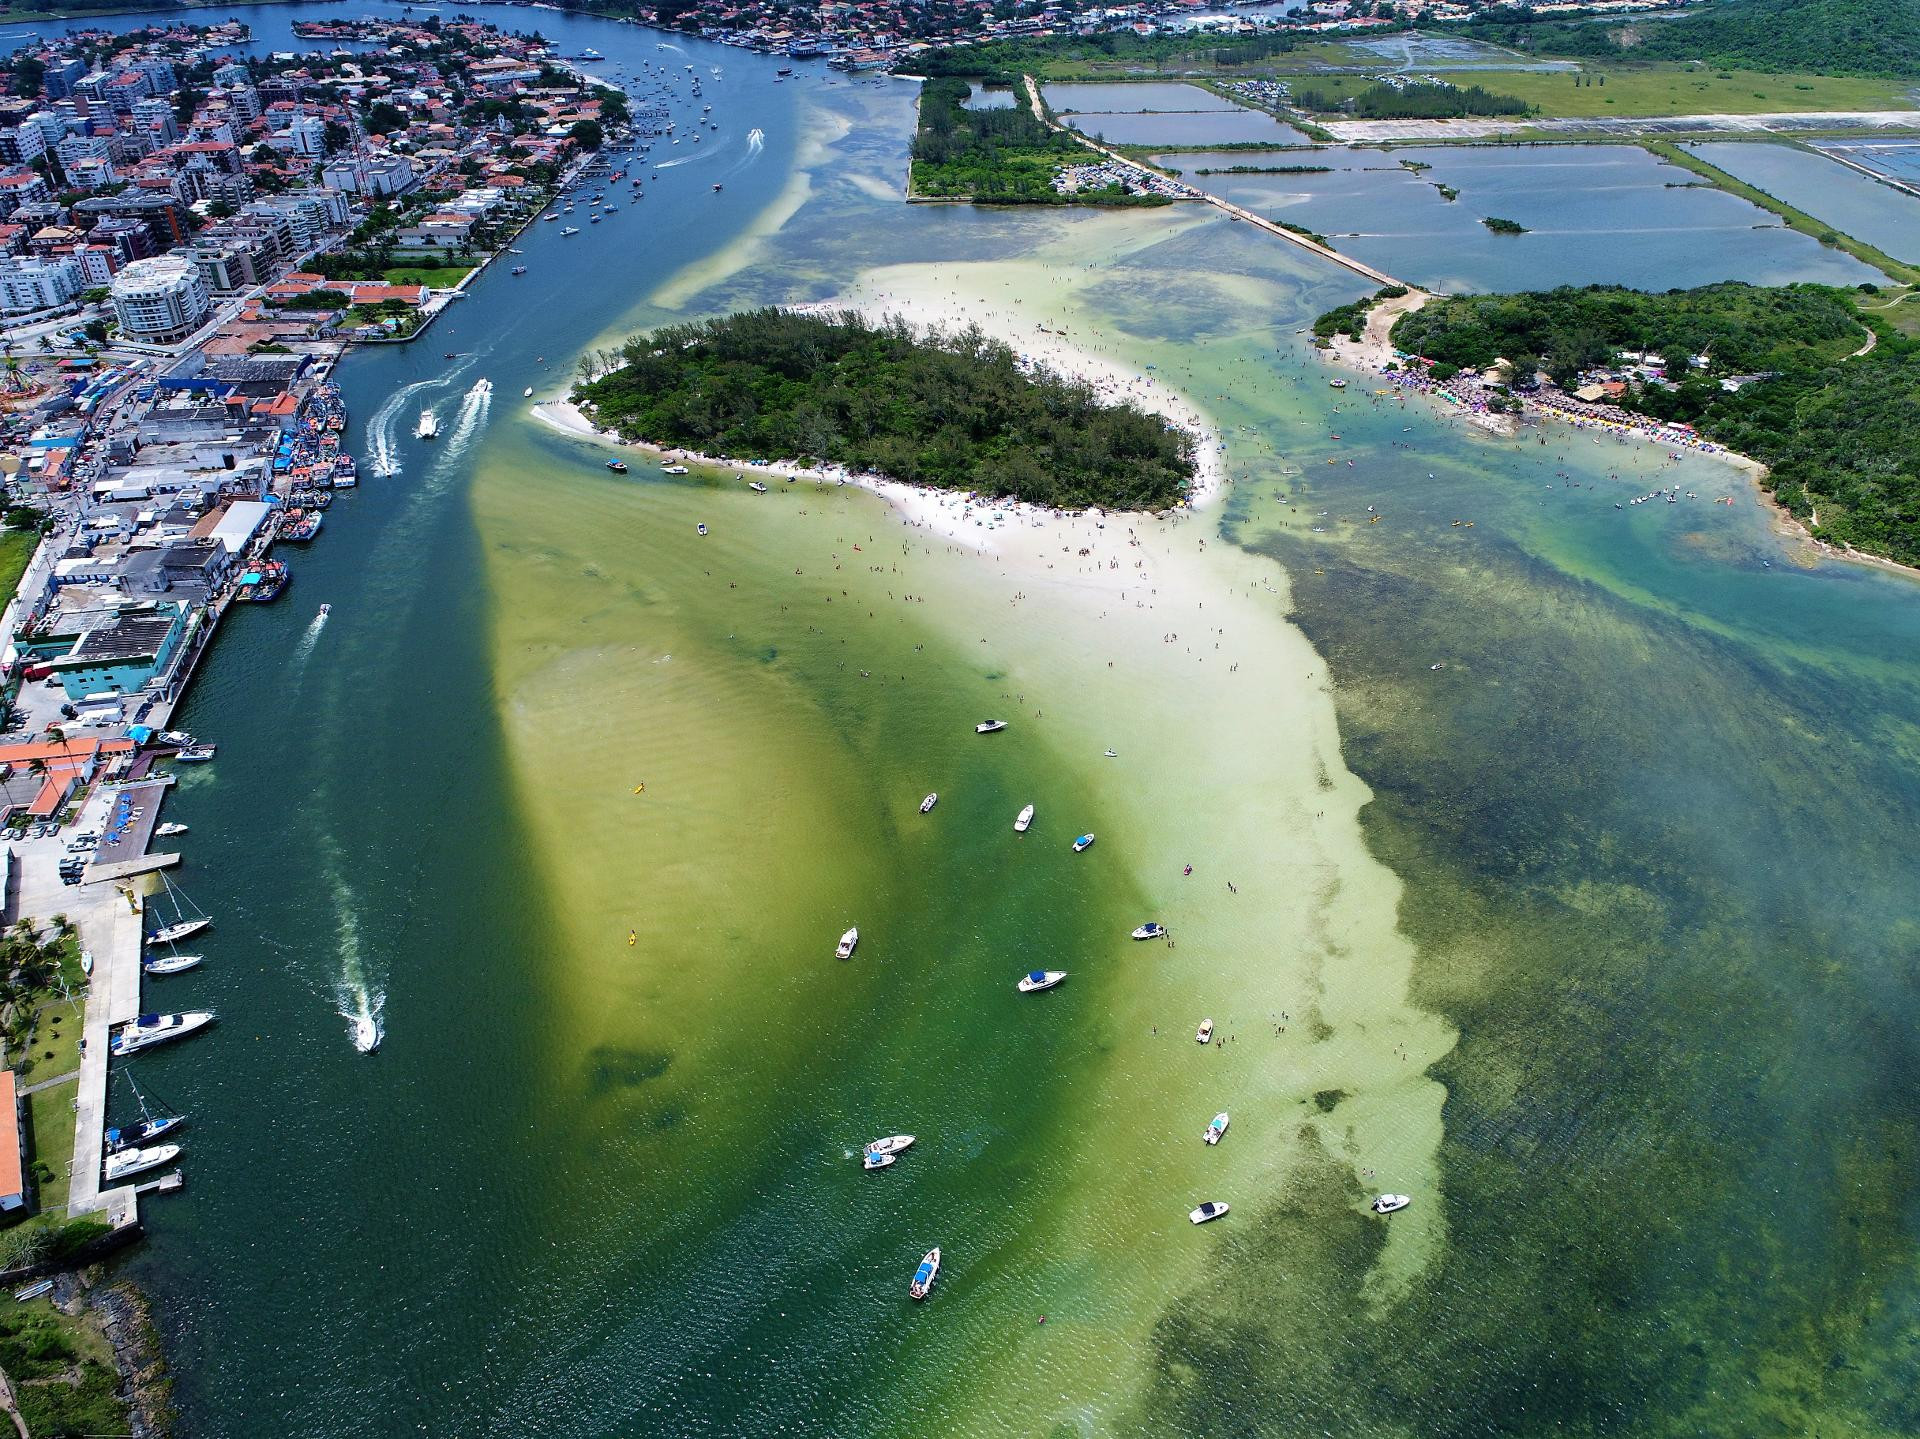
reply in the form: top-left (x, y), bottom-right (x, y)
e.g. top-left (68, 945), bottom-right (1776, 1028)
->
top-left (1319, 282), bottom-right (1920, 570)
top-left (573, 308), bottom-right (1198, 511)
top-left (909, 76), bottom-right (1167, 205)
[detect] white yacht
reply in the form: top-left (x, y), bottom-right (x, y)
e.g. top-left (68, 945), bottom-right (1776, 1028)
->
top-left (1195, 1018), bottom-right (1213, 1044)
top-left (103, 1143), bottom-right (180, 1182)
top-left (154, 822), bottom-right (188, 838)
top-left (909, 1247), bottom-right (940, 1300)
top-left (1017, 970), bottom-right (1066, 993)
top-left (1204, 1112), bottom-right (1229, 1146)
top-left (417, 409), bottom-right (438, 440)
top-left (1014, 804), bottom-right (1034, 833)
top-left (865, 1135), bottom-right (915, 1156)
top-left (110, 1012), bottom-right (215, 1057)
top-left (1189, 1201), bottom-right (1229, 1225)
top-left (1131, 923), bottom-right (1167, 941)
top-left (142, 954), bottom-right (202, 977)
top-left (975, 719), bottom-right (1008, 734)
top-left (1372, 1194), bottom-right (1412, 1215)
top-left (920, 793), bottom-right (938, 814)
top-left (836, 927), bottom-right (859, 960)
top-left (149, 918), bottom-right (209, 946)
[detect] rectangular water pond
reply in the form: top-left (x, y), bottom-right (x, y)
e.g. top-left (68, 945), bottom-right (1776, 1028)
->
top-left (1154, 144), bottom-right (1879, 292)
top-left (1688, 141), bottom-right (1920, 264)
top-left (1042, 81), bottom-right (1244, 113)
top-left (1814, 139), bottom-right (1920, 187)
top-left (1066, 108), bottom-right (1310, 146)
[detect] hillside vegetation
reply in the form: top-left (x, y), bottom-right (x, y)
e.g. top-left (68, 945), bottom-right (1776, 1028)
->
top-left (1389, 283), bottom-right (1920, 566)
top-left (1466, 0), bottom-right (1920, 78)
top-left (575, 309), bottom-right (1197, 511)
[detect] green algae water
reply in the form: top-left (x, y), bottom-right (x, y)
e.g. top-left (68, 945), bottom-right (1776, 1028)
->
top-left (48, 6), bottom-right (1920, 1434)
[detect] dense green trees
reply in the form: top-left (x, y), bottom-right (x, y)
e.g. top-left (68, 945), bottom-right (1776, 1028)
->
top-left (909, 77), bottom-right (1087, 203)
top-left (1292, 81), bottom-right (1530, 119)
top-left (1464, 0), bottom-right (1920, 77)
top-left (1384, 282), bottom-right (1920, 565)
top-left (575, 309), bottom-right (1196, 511)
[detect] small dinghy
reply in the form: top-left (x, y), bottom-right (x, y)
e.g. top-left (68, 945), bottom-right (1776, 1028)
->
top-left (1189, 1201), bottom-right (1229, 1224)
top-left (1017, 970), bottom-right (1066, 993)
top-left (1372, 1194), bottom-right (1412, 1215)
top-left (1195, 1018), bottom-right (1214, 1044)
top-left (836, 927), bottom-right (859, 960)
top-left (1204, 1112), bottom-right (1229, 1146)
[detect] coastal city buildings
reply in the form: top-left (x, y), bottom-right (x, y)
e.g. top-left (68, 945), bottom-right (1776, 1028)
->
top-left (110, 254), bottom-right (211, 342)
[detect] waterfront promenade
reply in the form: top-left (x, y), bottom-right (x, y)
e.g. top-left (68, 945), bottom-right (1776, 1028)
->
top-left (1020, 75), bottom-right (1421, 293)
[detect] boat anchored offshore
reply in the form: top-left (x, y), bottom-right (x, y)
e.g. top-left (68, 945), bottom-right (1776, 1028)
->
top-left (607, 460), bottom-right (629, 473)
top-left (976, 719), bottom-right (1008, 734)
top-left (1072, 833), bottom-right (1095, 853)
top-left (1131, 922), bottom-right (1167, 941)
top-left (748, 481), bottom-right (768, 492)
top-left (909, 1248), bottom-right (940, 1300)
top-left (836, 927), bottom-right (859, 960)
top-left (1195, 1018), bottom-right (1213, 1044)
top-left (865, 1134), bottom-right (914, 1156)
top-left (103, 1143), bottom-right (180, 1182)
top-left (1204, 1112), bottom-right (1230, 1146)
top-left (1014, 804), bottom-right (1034, 833)
top-left (417, 409), bottom-right (438, 440)
top-left (863, 1150), bottom-right (896, 1171)
top-left (1017, 970), bottom-right (1066, 993)
top-left (920, 793), bottom-right (938, 814)
top-left (111, 1011), bottom-right (216, 1057)
top-left (1189, 1201), bottom-right (1230, 1225)
top-left (1372, 1194), bottom-right (1412, 1215)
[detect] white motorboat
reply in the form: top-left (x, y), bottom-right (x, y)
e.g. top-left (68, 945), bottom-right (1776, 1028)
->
top-left (175, 745), bottom-right (216, 763)
top-left (909, 1247), bottom-right (940, 1300)
top-left (142, 954), bottom-right (202, 976)
top-left (102, 1143), bottom-right (180, 1182)
top-left (975, 719), bottom-right (1007, 734)
top-left (417, 409), bottom-right (438, 440)
top-left (149, 918), bottom-right (209, 946)
top-left (1204, 1112), bottom-right (1229, 1146)
top-left (561, 225), bottom-right (580, 236)
top-left (1372, 1194), bottom-right (1412, 1215)
top-left (1195, 1018), bottom-right (1213, 1044)
top-left (663, 464), bottom-right (689, 475)
top-left (157, 730), bottom-right (195, 747)
top-left (1103, 749), bottom-right (1118, 757)
top-left (863, 1150), bottom-right (895, 1171)
top-left (865, 1134), bottom-right (915, 1156)
top-left (523, 387), bottom-right (534, 398)
top-left (1072, 833), bottom-right (1095, 853)
top-left (1017, 970), bottom-right (1066, 993)
top-left (154, 823), bottom-right (188, 838)
top-left (1131, 922), bottom-right (1167, 941)
top-left (110, 1011), bottom-right (215, 1056)
top-left (353, 1013), bottom-right (381, 1054)
top-left (835, 927), bottom-right (859, 960)
top-left (920, 793), bottom-right (938, 814)
top-left (1189, 1201), bottom-right (1229, 1225)
top-left (748, 481), bottom-right (768, 492)
top-left (1014, 804), bottom-right (1034, 833)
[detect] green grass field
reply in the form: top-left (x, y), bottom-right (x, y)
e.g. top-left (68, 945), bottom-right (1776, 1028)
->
top-left (1274, 65), bottom-right (1917, 118)
top-left (0, 527), bottom-right (38, 610)
top-left (25, 1081), bottom-right (74, 1214)
top-left (380, 265), bottom-right (474, 288)
top-left (1858, 285), bottom-right (1920, 337)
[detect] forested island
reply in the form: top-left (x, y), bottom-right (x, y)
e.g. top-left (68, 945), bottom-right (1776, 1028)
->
top-left (1383, 282), bottom-right (1920, 566)
top-left (574, 310), bottom-right (1197, 511)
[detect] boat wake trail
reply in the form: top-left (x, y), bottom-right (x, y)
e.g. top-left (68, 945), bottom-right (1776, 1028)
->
top-left (325, 849), bottom-right (384, 1054)
top-left (289, 605), bottom-right (329, 674)
top-left (365, 375), bottom-right (443, 477)
top-left (747, 127), bottom-right (765, 154)
top-left (435, 377), bottom-right (493, 468)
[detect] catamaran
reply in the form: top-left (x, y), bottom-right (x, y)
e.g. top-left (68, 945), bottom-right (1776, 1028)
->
top-left (909, 1248), bottom-right (940, 1300)
top-left (103, 1143), bottom-right (180, 1182)
top-left (1131, 923), bottom-right (1167, 940)
top-left (1372, 1194), bottom-right (1412, 1215)
top-left (975, 719), bottom-right (1007, 734)
top-left (1017, 970), bottom-right (1066, 993)
top-left (920, 793), bottom-right (938, 814)
top-left (111, 1012), bottom-right (216, 1057)
top-left (836, 927), bottom-right (859, 960)
top-left (1014, 804), bottom-right (1034, 833)
top-left (1189, 1201), bottom-right (1229, 1225)
top-left (1204, 1112), bottom-right (1230, 1146)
